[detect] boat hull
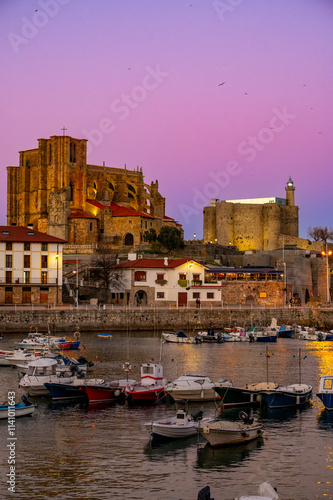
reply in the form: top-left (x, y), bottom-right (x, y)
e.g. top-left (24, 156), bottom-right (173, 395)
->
top-left (199, 420), bottom-right (264, 448)
top-left (125, 385), bottom-right (164, 402)
top-left (84, 385), bottom-right (124, 403)
top-left (261, 384), bottom-right (312, 408)
top-left (147, 417), bottom-right (214, 440)
top-left (256, 335), bottom-right (277, 342)
top-left (214, 387), bottom-right (259, 408)
top-left (44, 383), bottom-right (86, 400)
top-left (0, 403), bottom-right (36, 419)
top-left (166, 388), bottom-right (218, 402)
top-left (317, 393), bottom-right (333, 411)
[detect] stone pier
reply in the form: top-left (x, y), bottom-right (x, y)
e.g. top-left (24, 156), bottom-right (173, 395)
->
top-left (1, 307), bottom-right (333, 333)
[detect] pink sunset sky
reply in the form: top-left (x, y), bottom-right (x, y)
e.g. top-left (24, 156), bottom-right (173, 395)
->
top-left (1, 0), bottom-right (332, 240)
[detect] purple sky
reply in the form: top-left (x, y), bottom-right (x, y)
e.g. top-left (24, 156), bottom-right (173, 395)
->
top-left (1, 0), bottom-right (333, 240)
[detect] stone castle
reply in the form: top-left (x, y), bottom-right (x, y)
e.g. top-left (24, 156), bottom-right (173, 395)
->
top-left (203, 177), bottom-right (300, 251)
top-left (7, 134), bottom-right (182, 251)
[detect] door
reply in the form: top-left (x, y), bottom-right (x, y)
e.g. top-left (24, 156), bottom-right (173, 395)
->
top-left (178, 292), bottom-right (187, 307)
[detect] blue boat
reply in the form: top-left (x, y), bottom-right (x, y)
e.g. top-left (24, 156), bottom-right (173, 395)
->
top-left (45, 379), bottom-right (105, 400)
top-left (260, 383), bottom-right (312, 408)
top-left (317, 375), bottom-right (333, 410)
top-left (97, 333), bottom-right (113, 339)
top-left (278, 326), bottom-right (294, 338)
top-left (0, 395), bottom-right (37, 419)
top-left (260, 348), bottom-right (312, 408)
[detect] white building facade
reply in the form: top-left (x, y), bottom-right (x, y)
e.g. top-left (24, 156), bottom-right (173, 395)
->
top-left (0, 226), bottom-right (66, 305)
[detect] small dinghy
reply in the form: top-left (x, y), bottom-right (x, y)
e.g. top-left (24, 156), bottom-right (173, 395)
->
top-left (0, 395), bottom-right (37, 419)
top-left (145, 408), bottom-right (214, 440)
top-left (198, 411), bottom-right (264, 448)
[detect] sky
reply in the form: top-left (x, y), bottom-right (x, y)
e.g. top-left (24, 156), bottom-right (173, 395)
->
top-left (1, 0), bottom-right (333, 240)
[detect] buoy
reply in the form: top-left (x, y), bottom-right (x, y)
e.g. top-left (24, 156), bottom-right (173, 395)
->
top-left (92, 425), bottom-right (95, 428)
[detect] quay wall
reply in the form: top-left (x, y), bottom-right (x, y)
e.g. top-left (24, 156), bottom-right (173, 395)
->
top-left (1, 307), bottom-right (333, 334)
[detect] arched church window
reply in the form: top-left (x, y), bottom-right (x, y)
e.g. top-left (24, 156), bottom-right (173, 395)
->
top-left (127, 184), bottom-right (136, 194)
top-left (94, 182), bottom-right (97, 190)
top-left (109, 182), bottom-right (114, 191)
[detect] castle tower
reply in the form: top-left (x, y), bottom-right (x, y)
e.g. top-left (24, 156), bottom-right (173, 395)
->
top-left (285, 176), bottom-right (295, 206)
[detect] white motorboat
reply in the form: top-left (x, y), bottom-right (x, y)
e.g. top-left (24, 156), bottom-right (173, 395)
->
top-left (144, 408), bottom-right (214, 440)
top-left (0, 350), bottom-right (15, 366)
top-left (161, 330), bottom-right (193, 344)
top-left (18, 358), bottom-right (78, 396)
top-left (7, 349), bottom-right (51, 367)
top-left (164, 374), bottom-right (227, 402)
top-left (199, 411), bottom-right (264, 448)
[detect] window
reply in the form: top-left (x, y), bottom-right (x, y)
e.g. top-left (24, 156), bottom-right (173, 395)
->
top-left (5, 255), bottom-right (12, 268)
top-left (24, 271), bottom-right (30, 284)
top-left (41, 243), bottom-right (48, 251)
top-left (134, 271), bottom-right (146, 282)
top-left (193, 292), bottom-right (200, 299)
top-left (207, 292), bottom-right (214, 299)
top-left (41, 255), bottom-right (48, 268)
top-left (41, 271), bottom-right (47, 284)
top-left (157, 292), bottom-right (165, 299)
top-left (179, 273), bottom-right (186, 280)
top-left (156, 273), bottom-right (164, 280)
top-left (127, 184), bottom-right (136, 193)
top-left (5, 271), bottom-right (12, 284)
top-left (128, 220), bottom-right (132, 224)
top-left (90, 222), bottom-right (93, 231)
top-left (24, 255), bottom-right (30, 268)
top-left (70, 141), bottom-right (76, 162)
top-left (6, 242), bottom-right (12, 250)
top-left (24, 242), bottom-right (30, 251)
top-left (193, 274), bottom-right (200, 281)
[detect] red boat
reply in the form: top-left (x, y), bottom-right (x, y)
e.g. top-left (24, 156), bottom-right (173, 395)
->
top-left (84, 378), bottom-right (137, 403)
top-left (58, 341), bottom-right (72, 350)
top-left (124, 362), bottom-right (165, 402)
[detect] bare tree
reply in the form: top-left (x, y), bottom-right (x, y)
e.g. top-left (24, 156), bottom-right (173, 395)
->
top-left (307, 226), bottom-right (333, 243)
top-left (90, 247), bottom-right (124, 302)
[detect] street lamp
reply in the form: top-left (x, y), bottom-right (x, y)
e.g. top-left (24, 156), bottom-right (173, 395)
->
top-left (73, 260), bottom-right (79, 309)
top-left (55, 245), bottom-right (59, 305)
top-left (321, 244), bottom-right (332, 303)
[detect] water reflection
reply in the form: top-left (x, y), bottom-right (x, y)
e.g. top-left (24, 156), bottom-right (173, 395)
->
top-left (144, 435), bottom-right (201, 461)
top-left (259, 403), bottom-right (313, 423)
top-left (317, 409), bottom-right (333, 428)
top-left (196, 439), bottom-right (264, 470)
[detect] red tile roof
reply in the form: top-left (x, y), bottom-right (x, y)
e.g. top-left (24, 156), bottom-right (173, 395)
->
top-left (86, 199), bottom-right (154, 218)
top-left (69, 209), bottom-right (96, 219)
top-left (114, 258), bottom-right (209, 269)
top-left (0, 226), bottom-right (67, 243)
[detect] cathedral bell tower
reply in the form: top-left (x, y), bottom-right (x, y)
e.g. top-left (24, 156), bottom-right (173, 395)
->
top-left (285, 176), bottom-right (295, 206)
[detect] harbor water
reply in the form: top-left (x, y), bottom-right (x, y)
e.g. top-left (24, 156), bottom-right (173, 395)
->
top-left (0, 332), bottom-right (332, 500)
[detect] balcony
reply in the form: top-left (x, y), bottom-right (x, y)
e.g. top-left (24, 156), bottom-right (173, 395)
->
top-left (191, 280), bottom-right (202, 286)
top-left (155, 279), bottom-right (167, 286)
top-left (1, 278), bottom-right (58, 285)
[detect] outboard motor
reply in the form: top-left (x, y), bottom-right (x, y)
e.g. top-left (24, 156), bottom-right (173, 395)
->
top-left (21, 395), bottom-right (33, 406)
top-left (191, 408), bottom-right (204, 422)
